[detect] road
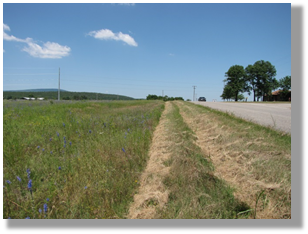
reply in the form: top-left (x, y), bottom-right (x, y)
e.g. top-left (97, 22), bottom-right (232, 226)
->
top-left (192, 102), bottom-right (291, 134)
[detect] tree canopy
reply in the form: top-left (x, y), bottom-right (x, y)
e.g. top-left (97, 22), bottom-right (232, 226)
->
top-left (224, 65), bottom-right (246, 102)
top-left (223, 60), bottom-right (290, 101)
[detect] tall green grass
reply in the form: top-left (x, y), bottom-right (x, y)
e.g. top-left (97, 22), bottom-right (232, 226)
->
top-left (3, 100), bottom-right (164, 219)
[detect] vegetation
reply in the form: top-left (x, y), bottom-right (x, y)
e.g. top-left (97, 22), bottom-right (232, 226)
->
top-left (3, 91), bottom-right (134, 101)
top-left (3, 100), bottom-right (164, 219)
top-left (157, 102), bottom-right (250, 218)
top-left (221, 60), bottom-right (291, 102)
top-left (146, 94), bottom-right (184, 101)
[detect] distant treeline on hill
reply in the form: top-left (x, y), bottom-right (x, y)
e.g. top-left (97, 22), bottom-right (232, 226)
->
top-left (146, 94), bottom-right (184, 101)
top-left (3, 91), bottom-right (134, 101)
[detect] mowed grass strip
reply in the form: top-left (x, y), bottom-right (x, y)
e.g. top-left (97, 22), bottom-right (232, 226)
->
top-left (3, 100), bottom-right (164, 219)
top-left (157, 102), bottom-right (250, 219)
top-left (176, 101), bottom-right (291, 219)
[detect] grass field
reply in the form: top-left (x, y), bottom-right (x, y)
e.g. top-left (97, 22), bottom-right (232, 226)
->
top-left (3, 100), bottom-right (291, 219)
top-left (3, 100), bottom-right (164, 219)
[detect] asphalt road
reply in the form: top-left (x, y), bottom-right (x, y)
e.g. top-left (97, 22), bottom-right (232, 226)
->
top-left (192, 101), bottom-right (291, 134)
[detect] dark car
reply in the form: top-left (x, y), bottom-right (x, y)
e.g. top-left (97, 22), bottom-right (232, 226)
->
top-left (198, 97), bottom-right (206, 102)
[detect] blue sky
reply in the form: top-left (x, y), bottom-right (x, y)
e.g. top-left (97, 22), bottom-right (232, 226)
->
top-left (3, 3), bottom-right (291, 101)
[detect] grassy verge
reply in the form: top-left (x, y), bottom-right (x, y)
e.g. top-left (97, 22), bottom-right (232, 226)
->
top-left (157, 102), bottom-right (250, 219)
top-left (3, 100), bottom-right (164, 219)
top-left (178, 101), bottom-right (291, 219)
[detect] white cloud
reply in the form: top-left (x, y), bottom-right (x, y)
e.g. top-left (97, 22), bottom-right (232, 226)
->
top-left (88, 28), bottom-right (138, 47)
top-left (3, 23), bottom-right (71, 59)
top-left (22, 41), bottom-right (71, 59)
top-left (118, 3), bottom-right (135, 6)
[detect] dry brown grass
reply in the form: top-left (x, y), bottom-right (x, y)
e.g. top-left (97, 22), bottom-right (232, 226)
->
top-left (127, 102), bottom-right (172, 219)
top-left (175, 101), bottom-right (291, 219)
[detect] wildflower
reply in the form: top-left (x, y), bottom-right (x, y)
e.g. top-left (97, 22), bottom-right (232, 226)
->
top-left (6, 180), bottom-right (11, 184)
top-left (84, 186), bottom-right (87, 189)
top-left (27, 179), bottom-right (32, 189)
top-left (57, 132), bottom-right (60, 137)
top-left (58, 166), bottom-right (61, 170)
top-left (16, 176), bottom-right (21, 182)
top-left (64, 144), bottom-right (66, 148)
top-left (122, 148), bottom-right (126, 153)
top-left (27, 169), bottom-right (31, 179)
top-left (37, 146), bottom-right (40, 149)
top-left (69, 142), bottom-right (72, 146)
top-left (46, 198), bottom-right (50, 202)
top-left (50, 138), bottom-right (52, 141)
top-left (42, 148), bottom-right (45, 152)
top-left (43, 203), bottom-right (48, 213)
top-left (89, 130), bottom-right (92, 133)
top-left (39, 208), bottom-right (42, 213)
top-left (64, 136), bottom-right (66, 140)
top-left (50, 151), bottom-right (53, 154)
top-left (25, 217), bottom-right (30, 219)
top-left (63, 123), bottom-right (65, 127)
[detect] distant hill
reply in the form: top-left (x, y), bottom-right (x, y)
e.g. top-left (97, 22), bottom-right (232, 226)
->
top-left (4, 88), bottom-right (67, 92)
top-left (3, 90), bottom-right (134, 101)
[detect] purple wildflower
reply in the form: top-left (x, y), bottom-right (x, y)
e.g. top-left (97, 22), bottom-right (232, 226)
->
top-left (122, 148), bottom-right (126, 153)
top-left (63, 123), bottom-right (65, 127)
top-left (37, 146), bottom-right (40, 149)
top-left (27, 169), bottom-right (31, 179)
top-left (89, 130), bottom-right (92, 133)
top-left (27, 179), bottom-right (32, 189)
top-left (57, 132), bottom-right (60, 137)
top-left (39, 208), bottom-right (42, 213)
top-left (46, 198), bottom-right (50, 202)
top-left (84, 186), bottom-right (87, 189)
top-left (16, 176), bottom-right (21, 182)
top-left (6, 180), bottom-right (11, 184)
top-left (43, 203), bottom-right (48, 213)
top-left (58, 166), bottom-right (61, 170)
top-left (69, 142), bottom-right (72, 146)
top-left (50, 151), bottom-right (53, 154)
top-left (25, 217), bottom-right (30, 219)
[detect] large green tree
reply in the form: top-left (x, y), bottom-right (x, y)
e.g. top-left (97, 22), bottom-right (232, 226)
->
top-left (225, 65), bottom-right (246, 102)
top-left (253, 60), bottom-right (277, 101)
top-left (279, 76), bottom-right (291, 91)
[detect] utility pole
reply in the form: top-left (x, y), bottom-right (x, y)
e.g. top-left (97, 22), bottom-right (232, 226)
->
top-left (58, 68), bottom-right (60, 101)
top-left (192, 86), bottom-right (196, 101)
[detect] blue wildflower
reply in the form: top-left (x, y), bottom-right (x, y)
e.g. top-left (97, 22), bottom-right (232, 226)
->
top-left (63, 123), bottom-right (65, 127)
top-left (43, 203), bottom-right (48, 213)
top-left (50, 151), bottom-right (53, 154)
top-left (46, 198), bottom-right (50, 202)
top-left (122, 148), bottom-right (126, 153)
top-left (25, 217), bottom-right (30, 219)
top-left (42, 148), bottom-right (45, 152)
top-left (58, 166), bottom-right (61, 170)
top-left (27, 169), bottom-right (31, 179)
top-left (89, 130), bottom-right (92, 133)
top-left (57, 132), bottom-right (60, 137)
top-left (84, 186), bottom-right (87, 189)
top-left (6, 180), bottom-right (11, 184)
top-left (64, 144), bottom-right (66, 148)
top-left (16, 176), bottom-right (21, 182)
top-left (39, 208), bottom-right (42, 213)
top-left (50, 138), bottom-right (52, 141)
top-left (69, 142), bottom-right (72, 146)
top-left (37, 146), bottom-right (40, 149)
top-left (27, 179), bottom-right (32, 189)
top-left (64, 136), bottom-right (66, 140)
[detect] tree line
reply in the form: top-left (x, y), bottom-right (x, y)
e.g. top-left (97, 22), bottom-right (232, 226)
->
top-left (221, 60), bottom-right (291, 101)
top-left (146, 94), bottom-right (184, 101)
